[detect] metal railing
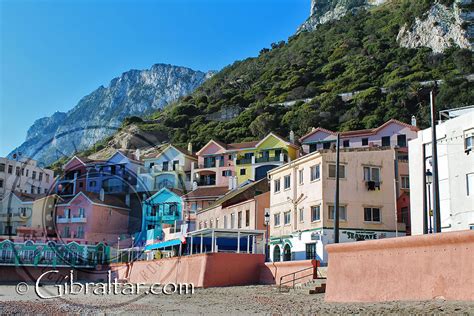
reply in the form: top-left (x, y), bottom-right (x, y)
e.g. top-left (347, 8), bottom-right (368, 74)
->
top-left (278, 264), bottom-right (325, 291)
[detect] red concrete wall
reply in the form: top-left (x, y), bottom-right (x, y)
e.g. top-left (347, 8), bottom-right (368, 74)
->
top-left (110, 253), bottom-right (265, 288)
top-left (325, 230), bottom-right (474, 302)
top-left (259, 259), bottom-right (317, 286)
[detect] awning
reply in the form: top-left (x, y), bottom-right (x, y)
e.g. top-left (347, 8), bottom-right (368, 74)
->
top-left (144, 238), bottom-right (182, 251)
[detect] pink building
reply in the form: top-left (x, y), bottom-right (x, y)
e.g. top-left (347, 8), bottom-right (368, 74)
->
top-left (55, 191), bottom-right (130, 244)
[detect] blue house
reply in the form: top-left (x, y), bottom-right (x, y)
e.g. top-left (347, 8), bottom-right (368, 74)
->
top-left (85, 150), bottom-right (143, 194)
top-left (138, 187), bottom-right (183, 244)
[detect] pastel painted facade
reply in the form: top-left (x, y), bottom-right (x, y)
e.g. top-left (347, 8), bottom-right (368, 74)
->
top-left (55, 156), bottom-right (94, 196)
top-left (55, 191), bottom-right (130, 244)
top-left (0, 157), bottom-right (54, 198)
top-left (409, 108), bottom-right (474, 235)
top-left (300, 119), bottom-right (419, 154)
top-left (268, 147), bottom-right (406, 264)
top-left (196, 179), bottom-right (270, 231)
top-left (16, 194), bottom-right (62, 239)
top-left (139, 188), bottom-right (183, 245)
top-left (192, 133), bottom-right (299, 189)
top-left (86, 151), bottom-right (142, 194)
top-left (137, 145), bottom-right (196, 192)
top-left (182, 186), bottom-right (230, 224)
top-left (0, 192), bottom-right (36, 236)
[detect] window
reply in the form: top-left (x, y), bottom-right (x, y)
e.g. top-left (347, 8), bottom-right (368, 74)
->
top-left (15, 167), bottom-right (20, 176)
top-left (26, 169), bottom-right (29, 177)
top-left (274, 179), bottom-right (281, 193)
top-left (310, 165), bottom-right (320, 181)
top-left (32, 171), bottom-right (37, 180)
top-left (78, 208), bottom-right (85, 218)
top-left (46, 174), bottom-right (50, 183)
top-left (224, 215), bottom-right (228, 229)
top-left (240, 169), bottom-right (246, 176)
top-left (364, 207), bottom-right (381, 222)
top-left (191, 202), bottom-right (198, 212)
top-left (162, 161), bottom-right (169, 171)
top-left (0, 163), bottom-right (4, 172)
top-left (328, 164), bottom-right (345, 178)
top-left (0, 179), bottom-right (3, 188)
top-left (44, 188), bottom-right (48, 194)
top-left (343, 140), bottom-right (350, 148)
top-left (299, 169), bottom-right (304, 185)
top-left (222, 170), bottom-right (232, 177)
top-left (284, 211), bottom-right (291, 225)
top-left (245, 209), bottom-right (250, 227)
top-left (323, 142), bottom-right (331, 149)
top-left (89, 181), bottom-right (97, 187)
top-left (219, 156), bottom-right (225, 167)
top-left (21, 168), bottom-right (24, 175)
top-left (381, 136), bottom-right (391, 147)
top-left (274, 213), bottom-right (281, 226)
top-left (401, 176), bottom-right (410, 189)
top-left (284, 175), bottom-right (291, 189)
top-left (231, 213), bottom-right (235, 229)
top-left (309, 144), bottom-right (317, 153)
top-left (209, 219), bottom-right (213, 228)
top-left (465, 132), bottom-right (473, 152)
top-left (311, 205), bottom-right (320, 222)
top-left (8, 165), bottom-right (13, 174)
top-left (299, 207), bottom-right (304, 223)
top-left (37, 187), bottom-right (40, 194)
top-left (76, 226), bottom-right (84, 238)
top-left (305, 243), bottom-right (317, 260)
top-left (238, 211), bottom-right (242, 228)
top-left (215, 218), bottom-right (219, 228)
top-left (30, 186), bottom-right (35, 194)
top-left (64, 226), bottom-right (70, 238)
top-left (362, 138), bottom-right (369, 146)
top-left (328, 205), bottom-right (347, 221)
top-left (397, 134), bottom-right (407, 147)
top-left (364, 166), bottom-right (380, 182)
top-left (64, 209), bottom-right (70, 218)
top-left (467, 173), bottom-right (474, 196)
top-left (39, 172), bottom-right (43, 181)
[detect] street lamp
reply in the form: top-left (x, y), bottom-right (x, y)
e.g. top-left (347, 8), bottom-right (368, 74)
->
top-left (264, 210), bottom-right (270, 262)
top-left (425, 169), bottom-right (433, 233)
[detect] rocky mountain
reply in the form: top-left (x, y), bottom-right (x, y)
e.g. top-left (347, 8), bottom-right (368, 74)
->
top-left (298, 0), bottom-right (473, 53)
top-left (9, 64), bottom-right (212, 166)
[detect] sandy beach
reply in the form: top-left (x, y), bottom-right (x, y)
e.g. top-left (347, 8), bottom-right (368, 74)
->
top-left (1, 284), bottom-right (473, 315)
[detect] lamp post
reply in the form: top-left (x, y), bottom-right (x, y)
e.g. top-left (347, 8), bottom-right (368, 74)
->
top-left (425, 169), bottom-right (433, 234)
top-left (117, 236), bottom-right (120, 263)
top-left (264, 210), bottom-right (270, 262)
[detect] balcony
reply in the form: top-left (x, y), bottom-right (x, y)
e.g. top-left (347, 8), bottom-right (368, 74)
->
top-left (139, 164), bottom-right (184, 174)
top-left (195, 178), bottom-right (216, 186)
top-left (56, 216), bottom-right (69, 224)
top-left (70, 216), bottom-right (87, 223)
top-left (236, 158), bottom-right (252, 165)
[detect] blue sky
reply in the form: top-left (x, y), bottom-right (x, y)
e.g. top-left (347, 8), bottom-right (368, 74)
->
top-left (0, 0), bottom-right (309, 157)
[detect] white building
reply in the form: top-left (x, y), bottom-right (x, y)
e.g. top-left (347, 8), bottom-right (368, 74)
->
top-left (0, 191), bottom-right (36, 236)
top-left (0, 157), bottom-right (54, 199)
top-left (409, 107), bottom-right (474, 235)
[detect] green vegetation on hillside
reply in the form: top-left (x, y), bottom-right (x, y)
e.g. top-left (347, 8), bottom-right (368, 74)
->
top-left (114, 0), bottom-right (474, 151)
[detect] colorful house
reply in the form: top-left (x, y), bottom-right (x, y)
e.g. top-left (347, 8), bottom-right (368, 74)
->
top-left (300, 119), bottom-right (419, 154)
top-left (55, 191), bottom-right (131, 244)
top-left (55, 156), bottom-right (100, 196)
top-left (85, 150), bottom-right (143, 194)
top-left (138, 188), bottom-right (183, 245)
top-left (137, 144), bottom-right (196, 193)
top-left (191, 132), bottom-right (299, 189)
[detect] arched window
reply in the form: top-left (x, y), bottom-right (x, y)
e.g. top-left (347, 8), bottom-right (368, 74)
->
top-left (283, 244), bottom-right (292, 261)
top-left (273, 245), bottom-right (281, 262)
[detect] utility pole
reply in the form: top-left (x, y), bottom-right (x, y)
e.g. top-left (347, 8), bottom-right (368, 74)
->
top-left (334, 133), bottom-right (340, 243)
top-left (430, 85), bottom-right (441, 233)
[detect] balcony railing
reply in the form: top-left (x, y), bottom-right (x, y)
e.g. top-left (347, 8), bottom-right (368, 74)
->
top-left (71, 216), bottom-right (87, 223)
top-left (236, 158), bottom-right (252, 165)
top-left (56, 216), bottom-right (69, 224)
top-left (196, 163), bottom-right (216, 169)
top-left (195, 178), bottom-right (216, 186)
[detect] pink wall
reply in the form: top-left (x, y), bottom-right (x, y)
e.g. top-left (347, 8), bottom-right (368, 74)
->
top-left (325, 230), bottom-right (474, 302)
top-left (259, 259), bottom-right (318, 285)
top-left (110, 253), bottom-right (265, 288)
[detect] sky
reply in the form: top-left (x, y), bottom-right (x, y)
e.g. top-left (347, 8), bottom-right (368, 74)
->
top-left (0, 0), bottom-right (309, 157)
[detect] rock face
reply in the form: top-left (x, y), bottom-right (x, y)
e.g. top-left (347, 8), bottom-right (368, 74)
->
top-left (10, 64), bottom-right (212, 166)
top-left (297, 0), bottom-right (387, 33)
top-left (397, 1), bottom-right (473, 53)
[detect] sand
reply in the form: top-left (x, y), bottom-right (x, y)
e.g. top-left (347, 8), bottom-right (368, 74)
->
top-left (0, 284), bottom-right (473, 315)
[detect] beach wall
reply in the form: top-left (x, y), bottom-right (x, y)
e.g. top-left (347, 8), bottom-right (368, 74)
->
top-left (259, 259), bottom-right (318, 286)
top-left (325, 230), bottom-right (474, 302)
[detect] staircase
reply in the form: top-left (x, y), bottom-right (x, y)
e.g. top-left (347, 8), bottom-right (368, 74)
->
top-left (278, 265), bottom-right (327, 294)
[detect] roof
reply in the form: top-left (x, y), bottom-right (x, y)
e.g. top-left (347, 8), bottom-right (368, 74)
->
top-left (226, 141), bottom-right (259, 150)
top-left (202, 178), bottom-right (269, 211)
top-left (10, 192), bottom-right (44, 203)
top-left (182, 186), bottom-right (230, 200)
top-left (57, 191), bottom-right (130, 210)
top-left (146, 187), bottom-right (185, 199)
top-left (300, 119), bottom-right (419, 142)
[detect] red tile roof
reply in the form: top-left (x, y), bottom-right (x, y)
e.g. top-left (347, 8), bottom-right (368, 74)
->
top-left (182, 186), bottom-right (230, 200)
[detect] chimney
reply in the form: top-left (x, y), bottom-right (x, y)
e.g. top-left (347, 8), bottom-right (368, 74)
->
top-left (125, 194), bottom-right (130, 207)
top-left (289, 130), bottom-right (295, 144)
top-left (99, 188), bottom-right (105, 201)
top-left (187, 142), bottom-right (193, 153)
top-left (135, 148), bottom-right (141, 161)
top-left (411, 115), bottom-right (417, 127)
